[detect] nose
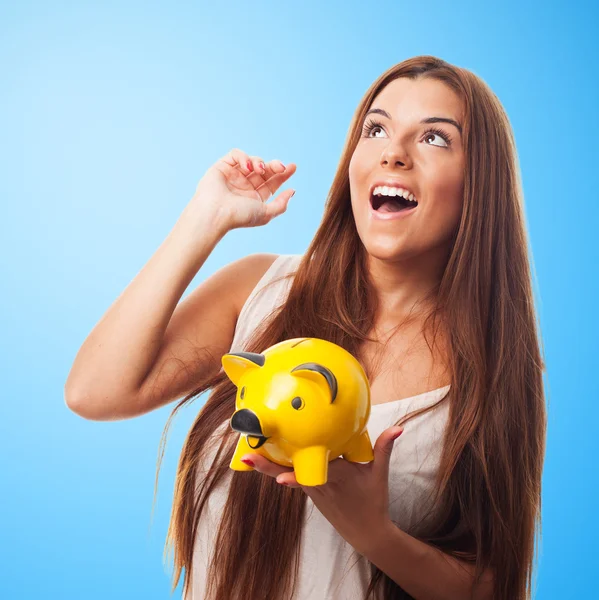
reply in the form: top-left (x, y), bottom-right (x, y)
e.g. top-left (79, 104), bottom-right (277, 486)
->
top-left (231, 409), bottom-right (269, 449)
top-left (380, 139), bottom-right (411, 168)
top-left (230, 409), bottom-right (268, 449)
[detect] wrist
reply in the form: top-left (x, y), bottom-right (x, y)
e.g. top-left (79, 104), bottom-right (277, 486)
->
top-left (358, 519), bottom-right (397, 558)
top-left (173, 206), bottom-right (230, 242)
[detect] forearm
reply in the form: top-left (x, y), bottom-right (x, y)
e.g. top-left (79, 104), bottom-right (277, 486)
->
top-left (361, 521), bottom-right (493, 600)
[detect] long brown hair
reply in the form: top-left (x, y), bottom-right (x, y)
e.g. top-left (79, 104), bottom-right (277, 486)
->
top-left (153, 55), bottom-right (547, 599)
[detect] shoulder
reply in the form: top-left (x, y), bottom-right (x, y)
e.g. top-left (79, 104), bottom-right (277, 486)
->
top-left (230, 253), bottom-right (281, 319)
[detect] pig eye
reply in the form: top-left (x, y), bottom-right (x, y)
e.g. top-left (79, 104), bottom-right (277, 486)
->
top-left (291, 396), bottom-right (304, 410)
top-left (240, 386), bottom-right (245, 399)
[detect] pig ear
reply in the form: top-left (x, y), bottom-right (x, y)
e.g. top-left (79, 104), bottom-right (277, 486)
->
top-left (221, 352), bottom-right (265, 385)
top-left (290, 362), bottom-right (338, 403)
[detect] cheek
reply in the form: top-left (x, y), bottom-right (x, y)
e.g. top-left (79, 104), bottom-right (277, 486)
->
top-left (348, 160), bottom-right (363, 209)
top-left (423, 179), bottom-right (463, 234)
top-left (434, 187), bottom-right (463, 238)
top-left (349, 146), bottom-right (371, 181)
top-left (348, 157), bottom-right (357, 199)
top-left (444, 185), bottom-right (463, 217)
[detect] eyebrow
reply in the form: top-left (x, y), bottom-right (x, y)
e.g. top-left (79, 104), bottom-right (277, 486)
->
top-left (364, 108), bottom-right (463, 136)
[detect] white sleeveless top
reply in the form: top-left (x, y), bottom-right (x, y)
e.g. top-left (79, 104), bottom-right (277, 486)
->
top-left (185, 254), bottom-right (452, 600)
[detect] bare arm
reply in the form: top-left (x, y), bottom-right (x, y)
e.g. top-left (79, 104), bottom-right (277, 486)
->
top-left (64, 148), bottom-right (296, 421)
top-left (64, 211), bottom-right (278, 421)
top-left (130, 251), bottom-right (278, 419)
top-left (362, 521), bottom-right (494, 600)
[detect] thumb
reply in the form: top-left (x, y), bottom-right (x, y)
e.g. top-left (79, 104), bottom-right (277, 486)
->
top-left (374, 426), bottom-right (404, 477)
top-left (265, 189), bottom-right (295, 221)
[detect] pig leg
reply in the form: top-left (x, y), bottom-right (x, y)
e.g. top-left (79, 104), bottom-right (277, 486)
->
top-left (343, 430), bottom-right (375, 464)
top-left (292, 445), bottom-right (330, 486)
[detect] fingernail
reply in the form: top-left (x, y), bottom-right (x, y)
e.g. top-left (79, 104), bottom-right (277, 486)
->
top-left (241, 458), bottom-right (255, 467)
top-left (259, 161), bottom-right (265, 173)
top-left (392, 429), bottom-right (404, 441)
top-left (278, 160), bottom-right (286, 170)
top-left (246, 160), bottom-right (253, 172)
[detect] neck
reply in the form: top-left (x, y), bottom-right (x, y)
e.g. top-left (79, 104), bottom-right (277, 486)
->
top-left (365, 243), bottom-right (449, 328)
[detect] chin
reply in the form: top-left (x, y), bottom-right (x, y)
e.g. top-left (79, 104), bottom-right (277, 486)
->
top-left (361, 239), bottom-right (417, 262)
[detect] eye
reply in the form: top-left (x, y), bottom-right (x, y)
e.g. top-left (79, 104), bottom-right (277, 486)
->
top-left (291, 396), bottom-right (304, 410)
top-left (362, 118), bottom-right (385, 139)
top-left (240, 386), bottom-right (245, 399)
top-left (422, 126), bottom-right (453, 148)
top-left (361, 118), bottom-right (453, 148)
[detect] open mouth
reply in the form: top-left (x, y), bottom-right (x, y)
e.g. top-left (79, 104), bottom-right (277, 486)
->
top-left (370, 192), bottom-right (418, 213)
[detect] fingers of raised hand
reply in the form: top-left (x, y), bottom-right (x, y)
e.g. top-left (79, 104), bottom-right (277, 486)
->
top-left (221, 148), bottom-right (268, 186)
top-left (222, 149), bottom-right (295, 200)
top-left (248, 158), bottom-right (296, 204)
top-left (248, 157), bottom-right (286, 178)
top-left (223, 149), bottom-right (282, 180)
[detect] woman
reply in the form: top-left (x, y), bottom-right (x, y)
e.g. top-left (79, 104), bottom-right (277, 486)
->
top-left (65, 55), bottom-right (546, 599)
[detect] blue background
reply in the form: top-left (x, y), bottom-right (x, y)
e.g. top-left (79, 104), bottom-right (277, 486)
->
top-left (1, 1), bottom-right (596, 598)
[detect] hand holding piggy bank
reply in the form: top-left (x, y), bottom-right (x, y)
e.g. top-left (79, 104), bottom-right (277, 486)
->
top-left (222, 337), bottom-right (374, 486)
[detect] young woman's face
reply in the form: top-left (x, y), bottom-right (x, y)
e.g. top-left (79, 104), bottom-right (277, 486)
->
top-left (349, 77), bottom-right (466, 262)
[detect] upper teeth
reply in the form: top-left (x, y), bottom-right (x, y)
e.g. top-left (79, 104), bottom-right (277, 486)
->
top-left (372, 186), bottom-right (417, 203)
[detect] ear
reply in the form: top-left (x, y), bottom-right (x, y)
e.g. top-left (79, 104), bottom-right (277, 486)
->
top-left (290, 362), bottom-right (338, 403)
top-left (221, 352), bottom-right (265, 385)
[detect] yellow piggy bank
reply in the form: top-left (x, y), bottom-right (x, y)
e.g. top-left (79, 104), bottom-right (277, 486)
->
top-left (222, 337), bottom-right (374, 486)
